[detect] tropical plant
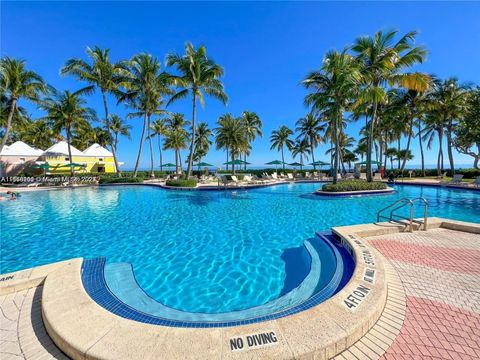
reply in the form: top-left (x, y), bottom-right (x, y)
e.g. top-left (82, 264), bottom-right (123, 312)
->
top-left (215, 114), bottom-right (247, 175)
top-left (351, 30), bottom-right (427, 181)
top-left (303, 49), bottom-right (360, 183)
top-left (428, 78), bottom-right (470, 175)
top-left (291, 138), bottom-right (311, 170)
top-left (325, 133), bottom-right (355, 172)
top-left (109, 114), bottom-right (131, 156)
top-left (14, 118), bottom-right (55, 150)
top-left (166, 42), bottom-right (228, 178)
top-left (385, 147), bottom-right (398, 170)
top-left (241, 111), bottom-right (262, 170)
top-left (61, 46), bottom-right (129, 174)
top-left (121, 53), bottom-right (171, 177)
top-left (193, 122), bottom-right (212, 164)
top-left (296, 113), bottom-right (325, 170)
top-left (149, 118), bottom-right (167, 171)
top-left (0, 57), bottom-right (48, 151)
top-left (343, 151), bottom-right (358, 171)
top-left (270, 125), bottom-right (294, 170)
top-left (39, 88), bottom-right (97, 175)
top-left (163, 128), bottom-right (188, 175)
top-left (453, 87), bottom-right (480, 169)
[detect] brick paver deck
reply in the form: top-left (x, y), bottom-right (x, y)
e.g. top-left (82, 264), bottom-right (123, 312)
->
top-left (367, 228), bottom-right (480, 359)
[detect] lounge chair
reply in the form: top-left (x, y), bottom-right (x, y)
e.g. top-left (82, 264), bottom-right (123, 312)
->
top-left (271, 172), bottom-right (279, 181)
top-left (305, 172), bottom-right (311, 179)
top-left (437, 172), bottom-right (447, 180)
top-left (359, 173), bottom-right (367, 181)
top-left (373, 173), bottom-right (383, 181)
top-left (27, 182), bottom-right (41, 187)
top-left (446, 174), bottom-right (464, 186)
top-left (345, 173), bottom-right (355, 180)
top-left (287, 173), bottom-right (294, 181)
top-left (473, 176), bottom-right (480, 188)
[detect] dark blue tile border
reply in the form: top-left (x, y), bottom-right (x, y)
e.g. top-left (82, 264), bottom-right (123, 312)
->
top-left (81, 231), bottom-right (347, 328)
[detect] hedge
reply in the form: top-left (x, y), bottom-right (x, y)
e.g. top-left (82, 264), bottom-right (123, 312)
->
top-left (321, 180), bottom-right (387, 192)
top-left (99, 177), bottom-right (144, 184)
top-left (165, 179), bottom-right (198, 187)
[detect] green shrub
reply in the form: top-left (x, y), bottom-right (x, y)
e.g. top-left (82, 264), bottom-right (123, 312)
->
top-left (165, 179), bottom-right (198, 187)
top-left (99, 177), bottom-right (144, 184)
top-left (321, 180), bottom-right (387, 192)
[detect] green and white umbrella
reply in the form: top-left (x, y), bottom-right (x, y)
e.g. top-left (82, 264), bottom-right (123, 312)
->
top-left (265, 160), bottom-right (285, 171)
top-left (224, 160), bottom-right (250, 165)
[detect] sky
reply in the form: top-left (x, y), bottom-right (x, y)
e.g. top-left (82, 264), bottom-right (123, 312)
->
top-left (2, 1), bottom-right (480, 170)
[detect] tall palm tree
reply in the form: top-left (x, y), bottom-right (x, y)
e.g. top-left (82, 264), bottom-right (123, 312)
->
top-left (15, 118), bottom-right (55, 150)
top-left (121, 53), bottom-right (171, 177)
top-left (39, 88), bottom-right (96, 176)
top-left (296, 113), bottom-right (325, 170)
top-left (303, 49), bottom-right (360, 184)
top-left (343, 151), bottom-right (358, 171)
top-left (214, 114), bottom-right (247, 175)
top-left (428, 78), bottom-right (469, 175)
top-left (270, 125), bottom-right (294, 170)
top-left (354, 141), bottom-right (368, 162)
top-left (0, 57), bottom-right (48, 152)
top-left (351, 30), bottom-right (427, 181)
top-left (163, 129), bottom-right (188, 176)
top-left (385, 147), bottom-right (398, 170)
top-left (291, 138), bottom-right (311, 170)
top-left (61, 46), bottom-right (128, 175)
top-left (149, 118), bottom-right (167, 171)
top-left (194, 122), bottom-right (212, 165)
top-left (422, 111), bottom-right (446, 176)
top-left (109, 114), bottom-right (131, 157)
top-left (325, 133), bottom-right (355, 172)
top-left (166, 42), bottom-right (228, 178)
top-left (241, 111), bottom-right (262, 170)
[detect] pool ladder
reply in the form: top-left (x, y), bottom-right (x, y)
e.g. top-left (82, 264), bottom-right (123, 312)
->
top-left (377, 197), bottom-right (429, 232)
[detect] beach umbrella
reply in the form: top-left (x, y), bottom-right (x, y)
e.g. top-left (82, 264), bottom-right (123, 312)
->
top-left (161, 163), bottom-right (176, 167)
top-left (288, 162), bottom-right (303, 169)
top-left (193, 161), bottom-right (214, 171)
top-left (59, 163), bottom-right (86, 168)
top-left (32, 163), bottom-right (51, 176)
top-left (265, 160), bottom-right (284, 172)
top-left (224, 159), bottom-right (250, 165)
top-left (309, 160), bottom-right (329, 166)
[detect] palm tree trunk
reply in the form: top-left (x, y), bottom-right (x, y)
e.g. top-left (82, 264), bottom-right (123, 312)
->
top-left (437, 128), bottom-right (444, 175)
top-left (231, 147), bottom-right (235, 175)
top-left (158, 136), bottom-right (163, 172)
top-left (66, 126), bottom-right (74, 177)
top-left (226, 148), bottom-right (229, 171)
top-left (147, 115), bottom-right (155, 178)
top-left (310, 140), bottom-right (316, 171)
top-left (186, 93), bottom-right (197, 178)
top-left (244, 153), bottom-right (247, 171)
top-left (446, 121), bottom-right (455, 176)
top-left (400, 118), bottom-right (413, 172)
top-left (133, 113), bottom-right (148, 178)
top-left (281, 147), bottom-right (285, 170)
top-left (0, 98), bottom-right (17, 152)
top-left (333, 111), bottom-right (341, 184)
top-left (175, 149), bottom-right (179, 175)
top-left (397, 137), bottom-right (401, 170)
top-left (102, 91), bottom-right (121, 176)
top-left (418, 123), bottom-right (425, 177)
top-left (366, 102), bottom-right (378, 182)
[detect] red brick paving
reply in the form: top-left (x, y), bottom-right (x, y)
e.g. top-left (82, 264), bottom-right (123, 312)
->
top-left (370, 240), bottom-right (480, 275)
top-left (380, 296), bottom-right (480, 360)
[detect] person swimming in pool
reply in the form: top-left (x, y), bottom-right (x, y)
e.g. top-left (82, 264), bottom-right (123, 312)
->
top-left (6, 191), bottom-right (19, 200)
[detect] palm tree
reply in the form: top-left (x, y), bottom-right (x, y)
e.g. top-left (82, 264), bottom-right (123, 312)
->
top-left (241, 111), bottom-right (262, 170)
top-left (194, 122), bottom-right (212, 165)
top-left (61, 46), bottom-right (128, 175)
top-left (351, 30), bottom-right (427, 181)
top-left (149, 118), bottom-right (167, 171)
top-left (270, 125), bottom-right (294, 170)
top-left (121, 53), bottom-right (171, 178)
top-left (163, 129), bottom-right (188, 176)
top-left (422, 111), bottom-right (446, 176)
top-left (385, 147), bottom-right (398, 170)
top-left (325, 133), bottom-right (355, 172)
top-left (109, 114), bottom-right (131, 157)
top-left (354, 141), bottom-right (368, 162)
top-left (39, 88), bottom-right (96, 176)
top-left (343, 151), bottom-right (358, 171)
top-left (214, 114), bottom-right (247, 175)
top-left (15, 118), bottom-right (55, 150)
top-left (296, 113), bottom-right (325, 170)
top-left (0, 57), bottom-right (48, 152)
top-left (291, 138), bottom-right (311, 170)
top-left (428, 78), bottom-right (469, 175)
top-left (303, 49), bottom-right (360, 184)
top-left (166, 42), bottom-right (228, 178)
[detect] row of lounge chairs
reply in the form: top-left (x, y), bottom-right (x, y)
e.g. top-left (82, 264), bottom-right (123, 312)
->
top-left (443, 174), bottom-right (480, 187)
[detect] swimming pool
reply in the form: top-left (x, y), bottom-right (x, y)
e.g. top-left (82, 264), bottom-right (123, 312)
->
top-left (1, 183), bottom-right (479, 315)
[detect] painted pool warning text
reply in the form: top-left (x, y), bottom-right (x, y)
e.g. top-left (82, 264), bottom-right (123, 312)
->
top-left (230, 331), bottom-right (278, 352)
top-left (343, 284), bottom-right (372, 310)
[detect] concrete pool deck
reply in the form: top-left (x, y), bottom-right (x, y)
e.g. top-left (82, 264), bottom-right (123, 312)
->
top-left (1, 218), bottom-right (479, 359)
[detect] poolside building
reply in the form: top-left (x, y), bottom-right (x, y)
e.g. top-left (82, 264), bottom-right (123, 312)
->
top-left (41, 141), bottom-right (119, 174)
top-left (0, 141), bottom-right (44, 176)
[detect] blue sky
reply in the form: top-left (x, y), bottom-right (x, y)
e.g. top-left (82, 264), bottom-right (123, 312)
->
top-left (2, 1), bottom-right (480, 170)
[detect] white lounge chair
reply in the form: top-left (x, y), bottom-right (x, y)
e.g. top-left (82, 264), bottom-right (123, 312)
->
top-left (359, 173), bottom-right (367, 181)
top-left (27, 182), bottom-right (41, 187)
top-left (287, 173), bottom-right (294, 180)
top-left (473, 176), bottom-right (480, 188)
top-left (373, 173), bottom-right (383, 181)
top-left (437, 172), bottom-right (447, 180)
top-left (447, 174), bottom-right (464, 185)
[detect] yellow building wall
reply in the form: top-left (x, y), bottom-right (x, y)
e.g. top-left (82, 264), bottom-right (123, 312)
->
top-left (44, 155), bottom-right (116, 174)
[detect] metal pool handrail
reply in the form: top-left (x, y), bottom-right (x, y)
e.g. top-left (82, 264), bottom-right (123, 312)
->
top-left (377, 197), bottom-right (414, 232)
top-left (411, 197), bottom-right (429, 230)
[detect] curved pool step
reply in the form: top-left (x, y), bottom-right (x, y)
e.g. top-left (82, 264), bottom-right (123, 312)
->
top-left (104, 239), bottom-right (321, 322)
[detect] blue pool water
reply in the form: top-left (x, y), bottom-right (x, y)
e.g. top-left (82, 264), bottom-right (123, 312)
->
top-left (1, 183), bottom-right (479, 314)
